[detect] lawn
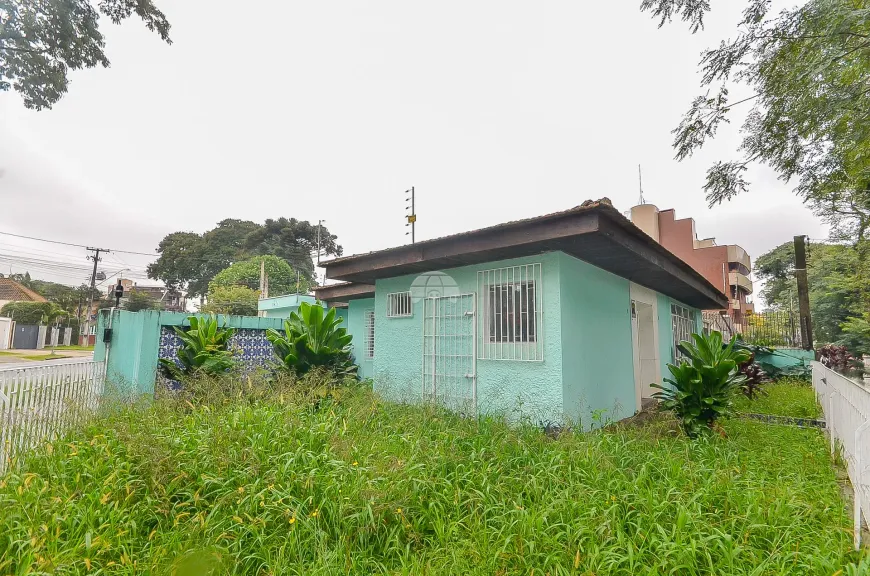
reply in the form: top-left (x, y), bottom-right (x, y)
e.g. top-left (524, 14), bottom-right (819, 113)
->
top-left (734, 377), bottom-right (822, 419)
top-left (0, 387), bottom-right (865, 575)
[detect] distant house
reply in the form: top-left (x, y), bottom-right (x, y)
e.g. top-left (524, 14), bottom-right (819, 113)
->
top-left (315, 200), bottom-right (727, 427)
top-left (0, 278), bottom-right (47, 311)
top-left (106, 280), bottom-right (188, 312)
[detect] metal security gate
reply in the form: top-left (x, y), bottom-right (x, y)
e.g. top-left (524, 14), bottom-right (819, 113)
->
top-left (422, 294), bottom-right (477, 415)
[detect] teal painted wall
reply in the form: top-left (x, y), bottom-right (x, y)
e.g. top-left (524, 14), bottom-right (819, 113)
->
top-left (756, 347), bottom-right (814, 369)
top-left (559, 253), bottom-right (635, 427)
top-left (257, 294), bottom-right (319, 318)
top-left (371, 253), bottom-right (564, 424)
top-left (95, 310), bottom-right (285, 395)
top-left (347, 298), bottom-right (374, 380)
top-left (335, 307), bottom-right (349, 330)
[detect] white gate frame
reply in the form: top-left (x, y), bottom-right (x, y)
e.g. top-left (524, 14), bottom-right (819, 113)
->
top-left (812, 361), bottom-right (870, 549)
top-left (422, 293), bottom-right (477, 414)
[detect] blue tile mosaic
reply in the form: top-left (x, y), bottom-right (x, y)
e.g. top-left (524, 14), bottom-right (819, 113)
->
top-left (157, 326), bottom-right (278, 388)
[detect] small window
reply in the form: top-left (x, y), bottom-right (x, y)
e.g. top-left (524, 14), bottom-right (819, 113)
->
top-left (386, 291), bottom-right (413, 317)
top-left (671, 303), bottom-right (696, 362)
top-left (364, 310), bottom-right (375, 359)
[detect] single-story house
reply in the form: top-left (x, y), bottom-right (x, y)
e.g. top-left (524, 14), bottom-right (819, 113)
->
top-left (315, 200), bottom-right (727, 427)
top-left (257, 294), bottom-right (322, 319)
top-left (0, 278), bottom-right (47, 311)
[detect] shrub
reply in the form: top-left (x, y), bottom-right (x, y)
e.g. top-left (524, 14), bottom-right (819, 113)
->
top-left (158, 315), bottom-right (236, 381)
top-left (266, 303), bottom-right (355, 378)
top-left (819, 344), bottom-right (856, 375)
top-left (201, 285), bottom-right (260, 316)
top-left (652, 331), bottom-right (750, 437)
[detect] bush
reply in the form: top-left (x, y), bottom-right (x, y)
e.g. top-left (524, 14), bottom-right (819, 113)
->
top-left (158, 315), bottom-right (236, 382)
top-left (0, 301), bottom-right (65, 324)
top-left (209, 255), bottom-right (304, 297)
top-left (819, 344), bottom-right (857, 375)
top-left (266, 303), bottom-right (355, 378)
top-left (201, 285), bottom-right (260, 316)
top-left (652, 331), bottom-right (750, 437)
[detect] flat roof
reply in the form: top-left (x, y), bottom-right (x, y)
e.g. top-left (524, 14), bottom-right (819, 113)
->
top-left (314, 282), bottom-right (375, 304)
top-left (320, 201), bottom-right (728, 310)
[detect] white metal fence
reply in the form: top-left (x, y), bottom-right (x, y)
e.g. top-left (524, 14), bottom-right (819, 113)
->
top-left (812, 361), bottom-right (870, 549)
top-left (0, 360), bottom-right (105, 474)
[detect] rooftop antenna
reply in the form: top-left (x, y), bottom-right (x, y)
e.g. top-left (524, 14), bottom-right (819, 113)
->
top-left (638, 164), bottom-right (646, 205)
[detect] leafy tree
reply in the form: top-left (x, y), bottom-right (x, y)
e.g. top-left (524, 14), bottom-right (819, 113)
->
top-left (0, 301), bottom-right (66, 324)
top-left (148, 219), bottom-right (336, 298)
top-left (642, 0), bottom-right (870, 240)
top-left (201, 286), bottom-right (259, 317)
top-left (0, 0), bottom-right (172, 110)
top-left (124, 290), bottom-right (162, 312)
top-left (209, 255), bottom-right (305, 297)
top-left (244, 218), bottom-right (342, 281)
top-left (755, 240), bottom-right (869, 353)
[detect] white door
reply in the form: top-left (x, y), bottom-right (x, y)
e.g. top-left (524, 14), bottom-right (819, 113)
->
top-left (630, 283), bottom-right (661, 411)
top-left (422, 294), bottom-right (477, 415)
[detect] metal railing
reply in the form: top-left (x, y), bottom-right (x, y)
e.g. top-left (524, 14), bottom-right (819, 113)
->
top-left (702, 310), bottom-right (803, 348)
top-left (812, 362), bottom-right (870, 549)
top-left (0, 359), bottom-right (105, 474)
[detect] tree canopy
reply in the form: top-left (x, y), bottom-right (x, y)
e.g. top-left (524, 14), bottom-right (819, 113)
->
top-left (201, 285), bottom-right (260, 317)
top-left (209, 255), bottom-right (306, 297)
top-left (147, 219), bottom-right (339, 299)
top-left (0, 0), bottom-right (172, 110)
top-left (0, 301), bottom-right (67, 325)
top-left (755, 240), bottom-right (869, 354)
top-left (642, 0), bottom-right (870, 240)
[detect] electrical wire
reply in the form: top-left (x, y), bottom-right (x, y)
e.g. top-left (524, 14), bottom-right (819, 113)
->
top-left (0, 230), bottom-right (157, 256)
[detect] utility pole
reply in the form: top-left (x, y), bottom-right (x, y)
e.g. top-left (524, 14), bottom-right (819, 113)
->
top-left (405, 186), bottom-right (416, 243)
top-left (794, 235), bottom-right (814, 351)
top-left (316, 220), bottom-right (325, 265)
top-left (84, 247), bottom-right (109, 343)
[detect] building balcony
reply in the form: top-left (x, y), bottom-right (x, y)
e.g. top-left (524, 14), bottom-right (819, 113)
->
top-left (727, 245), bottom-right (751, 272)
top-left (729, 271), bottom-right (753, 295)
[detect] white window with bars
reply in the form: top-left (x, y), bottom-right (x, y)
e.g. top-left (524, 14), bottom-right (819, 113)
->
top-left (477, 263), bottom-right (543, 361)
top-left (671, 303), bottom-right (696, 362)
top-left (386, 291), bottom-right (413, 318)
top-left (364, 309), bottom-right (375, 359)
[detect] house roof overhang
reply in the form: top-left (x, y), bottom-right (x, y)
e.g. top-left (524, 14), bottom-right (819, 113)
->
top-left (314, 282), bottom-right (375, 304)
top-left (321, 203), bottom-right (728, 310)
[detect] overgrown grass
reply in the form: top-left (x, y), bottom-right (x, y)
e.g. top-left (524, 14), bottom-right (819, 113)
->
top-left (0, 384), bottom-right (865, 575)
top-left (734, 377), bottom-right (822, 419)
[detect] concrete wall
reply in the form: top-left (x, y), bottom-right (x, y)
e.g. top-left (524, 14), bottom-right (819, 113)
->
top-left (559, 253), bottom-right (635, 427)
top-left (371, 253), bottom-right (564, 423)
top-left (347, 298), bottom-right (374, 380)
top-left (95, 310), bottom-right (285, 395)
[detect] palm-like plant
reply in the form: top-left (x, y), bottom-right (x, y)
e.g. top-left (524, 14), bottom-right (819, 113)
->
top-left (266, 303), bottom-right (355, 377)
top-left (158, 315), bottom-right (237, 381)
top-left (652, 331), bottom-right (750, 437)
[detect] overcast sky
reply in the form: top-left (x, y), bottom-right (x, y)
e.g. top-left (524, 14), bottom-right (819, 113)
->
top-left (0, 0), bottom-right (825, 302)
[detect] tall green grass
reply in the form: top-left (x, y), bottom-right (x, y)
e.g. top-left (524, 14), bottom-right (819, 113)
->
top-left (0, 385), bottom-right (865, 575)
top-left (734, 377), bottom-right (822, 419)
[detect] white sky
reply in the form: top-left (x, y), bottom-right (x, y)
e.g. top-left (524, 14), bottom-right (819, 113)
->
top-left (0, 0), bottom-right (826, 302)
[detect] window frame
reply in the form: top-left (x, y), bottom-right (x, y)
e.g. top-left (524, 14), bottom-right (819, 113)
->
top-left (386, 291), bottom-right (413, 318)
top-left (671, 303), bottom-right (696, 363)
top-left (364, 309), bottom-right (375, 360)
top-left (477, 263), bottom-right (543, 362)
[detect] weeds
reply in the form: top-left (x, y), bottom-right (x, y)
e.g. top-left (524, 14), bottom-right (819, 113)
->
top-left (733, 377), bottom-right (822, 419)
top-left (0, 382), bottom-right (863, 575)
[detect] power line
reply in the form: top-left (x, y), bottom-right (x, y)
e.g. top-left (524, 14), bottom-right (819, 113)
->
top-left (0, 230), bottom-right (157, 256)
